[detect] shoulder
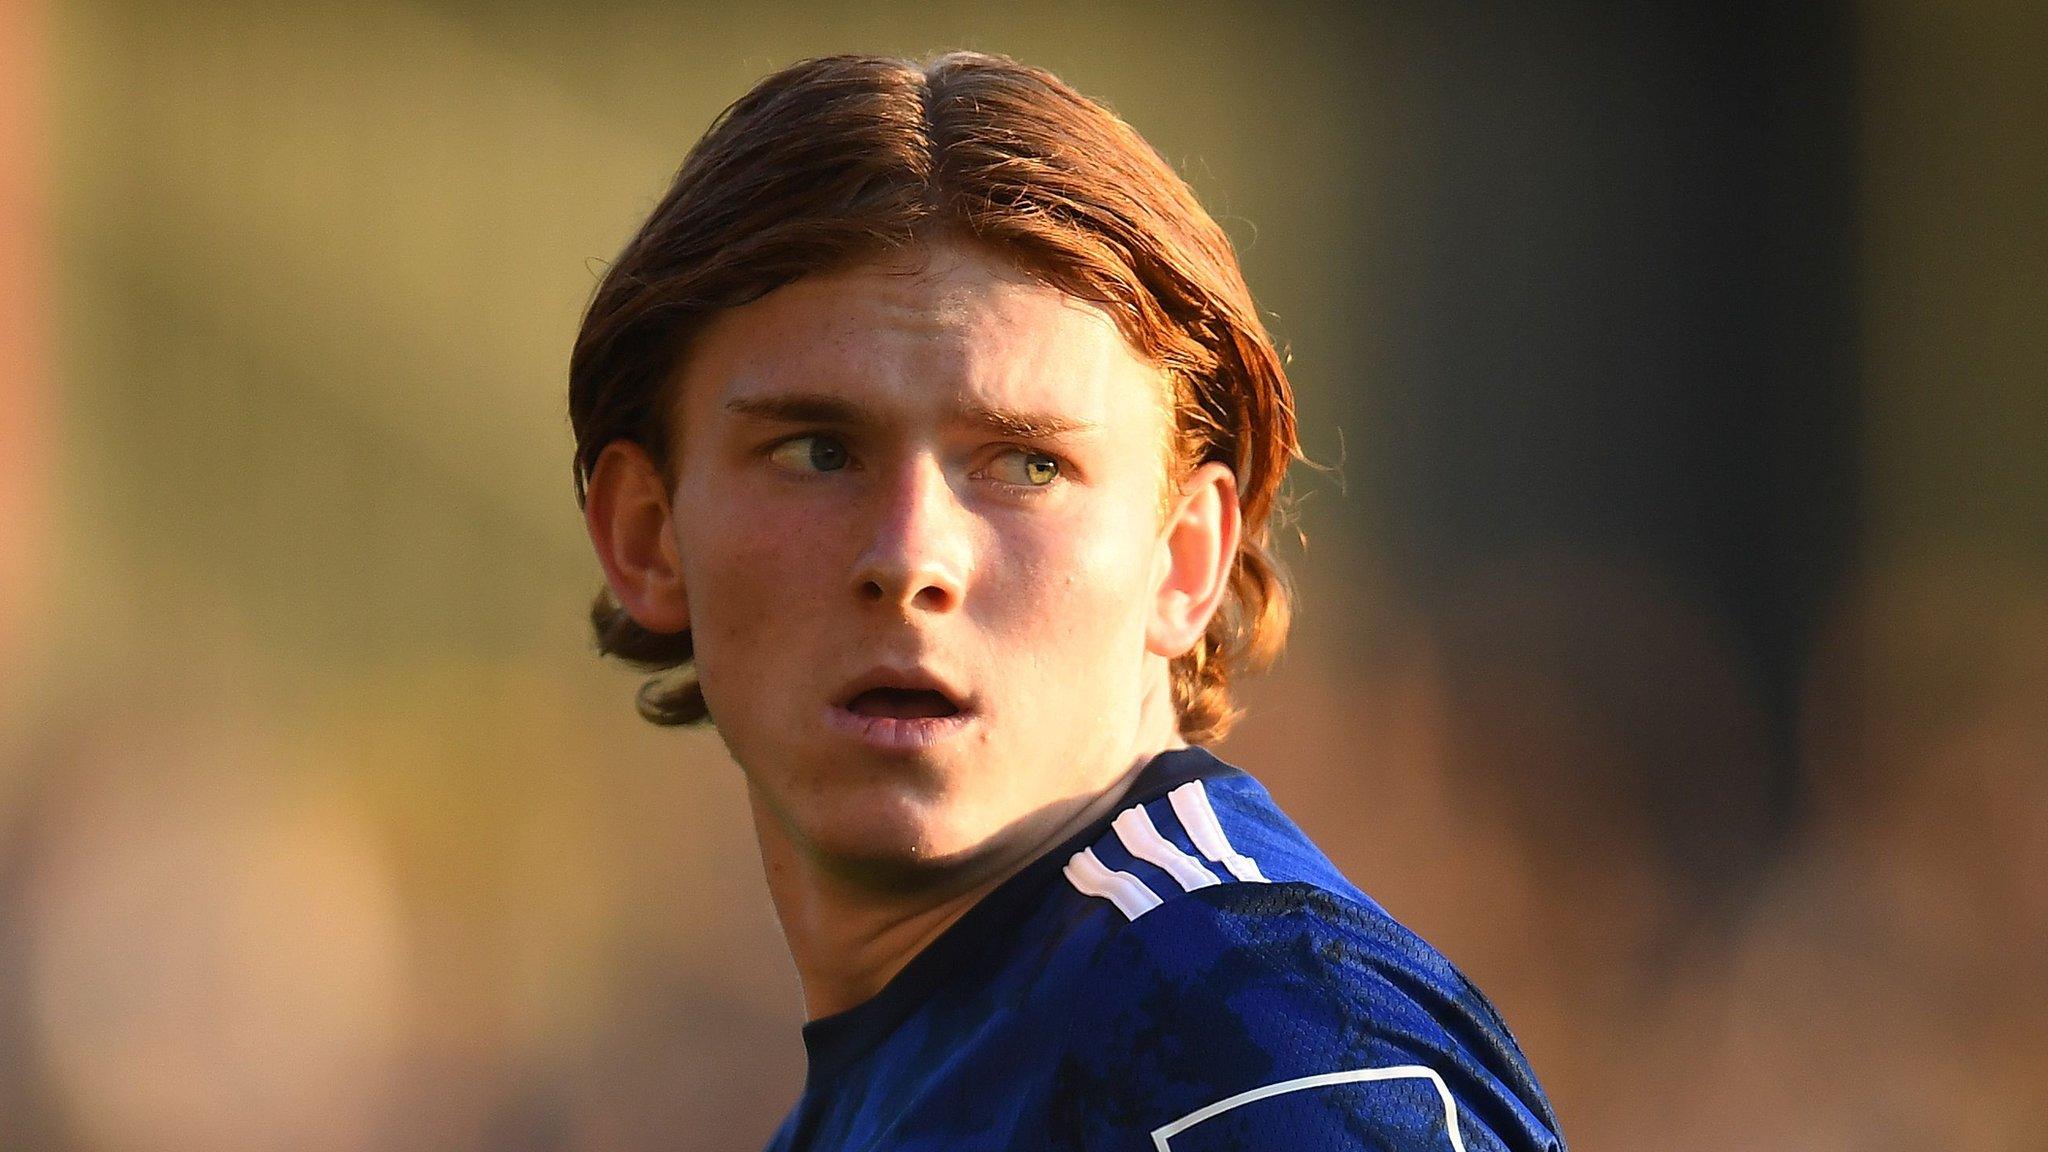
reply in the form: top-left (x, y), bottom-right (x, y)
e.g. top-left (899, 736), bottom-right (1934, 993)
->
top-left (1046, 779), bottom-right (1564, 1152)
top-left (1058, 775), bottom-right (1275, 922)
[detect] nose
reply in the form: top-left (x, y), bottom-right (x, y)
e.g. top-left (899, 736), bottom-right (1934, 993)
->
top-left (851, 454), bottom-right (972, 614)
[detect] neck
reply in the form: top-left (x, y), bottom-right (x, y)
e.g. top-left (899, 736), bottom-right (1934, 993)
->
top-left (758, 682), bottom-right (1187, 1021)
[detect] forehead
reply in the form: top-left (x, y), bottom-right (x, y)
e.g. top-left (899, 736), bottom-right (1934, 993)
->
top-left (672, 239), bottom-right (1170, 434)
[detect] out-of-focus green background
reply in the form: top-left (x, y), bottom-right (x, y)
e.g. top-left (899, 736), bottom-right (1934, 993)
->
top-left (2, 2), bottom-right (2043, 1149)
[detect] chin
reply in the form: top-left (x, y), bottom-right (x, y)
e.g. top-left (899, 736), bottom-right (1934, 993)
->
top-left (796, 791), bottom-right (1006, 886)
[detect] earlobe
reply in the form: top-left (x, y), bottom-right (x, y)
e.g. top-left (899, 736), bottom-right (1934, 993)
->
top-left (1146, 462), bottom-right (1241, 660)
top-left (583, 441), bottom-right (692, 634)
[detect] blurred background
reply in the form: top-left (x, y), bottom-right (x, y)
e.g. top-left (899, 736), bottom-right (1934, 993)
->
top-left (2, 1), bottom-right (2044, 1148)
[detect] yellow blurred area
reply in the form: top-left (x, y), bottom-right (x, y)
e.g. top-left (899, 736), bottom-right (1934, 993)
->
top-left (2, 1), bottom-right (2043, 1149)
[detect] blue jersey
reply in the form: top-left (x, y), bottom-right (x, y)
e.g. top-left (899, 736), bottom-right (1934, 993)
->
top-left (765, 747), bottom-right (1565, 1151)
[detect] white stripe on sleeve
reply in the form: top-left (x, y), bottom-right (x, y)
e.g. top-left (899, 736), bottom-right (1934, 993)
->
top-left (1113, 805), bottom-right (1223, 893)
top-left (1063, 847), bottom-right (1164, 920)
top-left (1166, 781), bottom-right (1269, 883)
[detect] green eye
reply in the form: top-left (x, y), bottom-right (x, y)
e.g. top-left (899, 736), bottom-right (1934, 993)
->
top-left (990, 448), bottom-right (1061, 487)
top-left (769, 435), bottom-right (849, 473)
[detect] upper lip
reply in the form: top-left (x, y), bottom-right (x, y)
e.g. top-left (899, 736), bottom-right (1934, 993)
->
top-left (833, 665), bottom-right (973, 711)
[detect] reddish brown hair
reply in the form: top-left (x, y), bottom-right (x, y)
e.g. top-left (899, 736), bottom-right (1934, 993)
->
top-left (570, 51), bottom-right (1297, 743)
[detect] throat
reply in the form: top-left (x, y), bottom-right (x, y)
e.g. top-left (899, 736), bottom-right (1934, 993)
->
top-left (789, 869), bottom-right (999, 1020)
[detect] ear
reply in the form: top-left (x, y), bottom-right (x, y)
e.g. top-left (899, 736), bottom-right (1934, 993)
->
top-left (1146, 461), bottom-right (1240, 660)
top-left (583, 440), bottom-right (691, 634)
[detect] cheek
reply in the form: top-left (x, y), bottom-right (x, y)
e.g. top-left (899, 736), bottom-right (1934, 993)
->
top-left (983, 501), bottom-right (1159, 662)
top-left (672, 489), bottom-right (826, 676)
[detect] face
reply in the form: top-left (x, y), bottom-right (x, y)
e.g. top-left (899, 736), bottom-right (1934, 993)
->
top-left (597, 238), bottom-right (1234, 887)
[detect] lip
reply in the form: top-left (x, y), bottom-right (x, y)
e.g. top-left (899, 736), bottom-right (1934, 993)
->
top-left (833, 664), bottom-right (972, 710)
top-left (827, 664), bottom-right (977, 753)
top-left (823, 703), bottom-right (977, 752)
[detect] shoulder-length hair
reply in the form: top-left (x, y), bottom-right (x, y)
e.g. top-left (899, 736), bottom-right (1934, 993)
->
top-left (569, 51), bottom-right (1297, 744)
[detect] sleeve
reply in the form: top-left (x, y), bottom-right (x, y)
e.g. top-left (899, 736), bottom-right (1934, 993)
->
top-left (1043, 882), bottom-right (1564, 1152)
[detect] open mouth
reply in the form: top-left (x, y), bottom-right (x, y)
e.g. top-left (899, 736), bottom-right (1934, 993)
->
top-left (828, 668), bottom-right (974, 749)
top-left (844, 686), bottom-right (962, 720)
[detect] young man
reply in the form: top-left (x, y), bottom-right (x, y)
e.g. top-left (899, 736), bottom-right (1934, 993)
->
top-left (574, 52), bottom-right (1563, 1152)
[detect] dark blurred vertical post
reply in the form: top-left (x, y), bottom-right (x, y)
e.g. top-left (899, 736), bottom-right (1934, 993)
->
top-left (1365, 3), bottom-right (1860, 909)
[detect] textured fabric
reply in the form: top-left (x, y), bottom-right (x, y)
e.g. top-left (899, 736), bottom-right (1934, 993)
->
top-left (764, 747), bottom-right (1564, 1152)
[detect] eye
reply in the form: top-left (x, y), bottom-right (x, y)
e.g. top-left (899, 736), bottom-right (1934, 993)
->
top-left (985, 447), bottom-right (1062, 488)
top-left (767, 434), bottom-right (850, 474)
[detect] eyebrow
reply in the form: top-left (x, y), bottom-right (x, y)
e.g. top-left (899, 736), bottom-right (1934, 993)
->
top-left (724, 392), bottom-right (1099, 439)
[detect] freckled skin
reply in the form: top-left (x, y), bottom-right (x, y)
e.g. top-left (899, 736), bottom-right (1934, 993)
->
top-left (668, 239), bottom-right (1187, 894)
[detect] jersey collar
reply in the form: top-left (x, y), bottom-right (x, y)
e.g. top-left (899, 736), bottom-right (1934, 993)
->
top-left (798, 745), bottom-right (1245, 1082)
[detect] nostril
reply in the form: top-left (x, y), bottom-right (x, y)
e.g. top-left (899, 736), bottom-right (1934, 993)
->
top-left (859, 579), bottom-right (885, 602)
